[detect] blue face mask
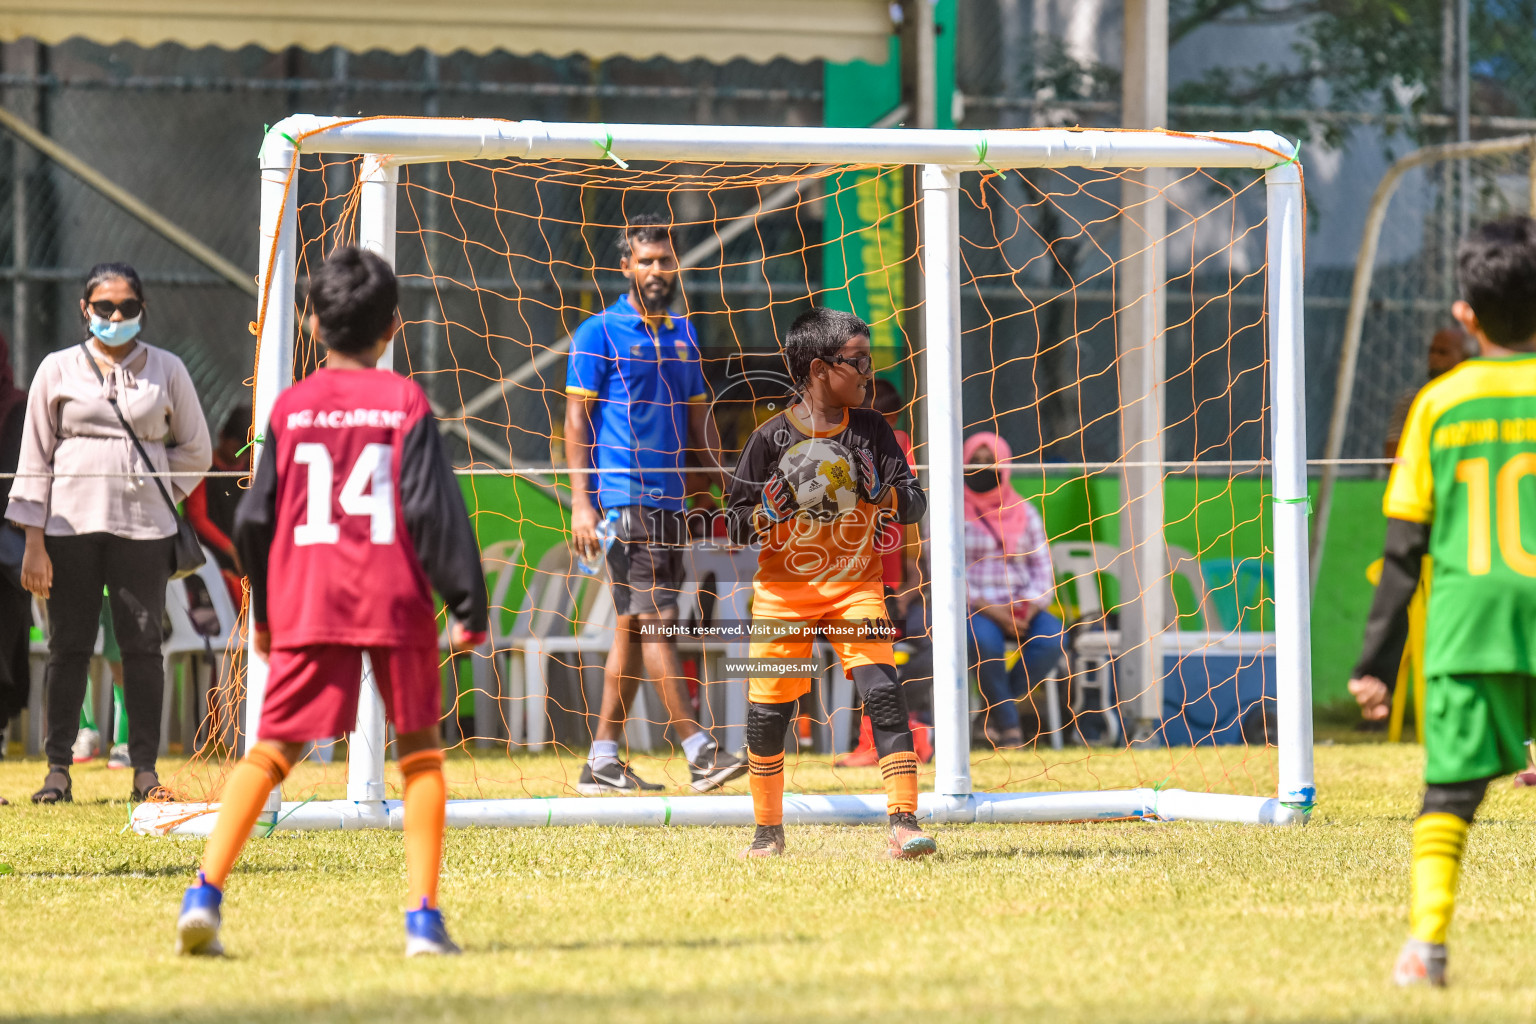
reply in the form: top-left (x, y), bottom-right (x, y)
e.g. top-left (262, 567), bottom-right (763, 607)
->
top-left (89, 313), bottom-right (142, 346)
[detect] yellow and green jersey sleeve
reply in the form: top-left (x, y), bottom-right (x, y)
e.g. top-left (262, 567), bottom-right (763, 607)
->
top-left (1386, 354), bottom-right (1536, 676)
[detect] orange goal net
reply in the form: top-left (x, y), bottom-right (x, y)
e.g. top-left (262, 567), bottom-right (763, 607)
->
top-left (137, 117), bottom-right (1314, 834)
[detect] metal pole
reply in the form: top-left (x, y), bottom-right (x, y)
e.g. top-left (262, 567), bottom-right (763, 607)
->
top-left (10, 105), bottom-right (28, 383)
top-left (901, 0), bottom-right (936, 465)
top-left (347, 154), bottom-right (398, 804)
top-left (1311, 134), bottom-right (1536, 583)
top-left (420, 53), bottom-right (443, 404)
top-left (1456, 0), bottom-right (1470, 237)
top-left (247, 130), bottom-right (301, 815)
top-left (904, 0), bottom-right (937, 131)
top-left (1266, 160), bottom-right (1315, 821)
top-left (919, 164), bottom-right (969, 799)
top-left (1117, 0), bottom-right (1169, 737)
top-left (1530, 140), bottom-right (1536, 216)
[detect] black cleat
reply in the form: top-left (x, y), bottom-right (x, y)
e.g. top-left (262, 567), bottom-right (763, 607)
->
top-left (739, 824), bottom-right (786, 859)
top-left (577, 758), bottom-right (665, 794)
top-left (688, 738), bottom-right (749, 792)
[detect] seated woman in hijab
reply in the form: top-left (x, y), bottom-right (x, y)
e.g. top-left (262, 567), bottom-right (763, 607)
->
top-left (962, 431), bottom-right (1067, 748)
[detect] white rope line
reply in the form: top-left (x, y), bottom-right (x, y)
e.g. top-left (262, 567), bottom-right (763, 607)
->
top-left (0, 458), bottom-right (1395, 481)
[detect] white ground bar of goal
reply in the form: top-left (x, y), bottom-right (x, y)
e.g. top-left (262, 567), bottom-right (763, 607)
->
top-left (131, 789), bottom-right (1306, 836)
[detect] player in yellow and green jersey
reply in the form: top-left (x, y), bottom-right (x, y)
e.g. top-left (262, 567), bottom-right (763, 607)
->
top-left (1350, 215), bottom-right (1536, 987)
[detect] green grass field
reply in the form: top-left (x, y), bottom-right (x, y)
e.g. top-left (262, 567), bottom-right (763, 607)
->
top-left (2, 740), bottom-right (1534, 1023)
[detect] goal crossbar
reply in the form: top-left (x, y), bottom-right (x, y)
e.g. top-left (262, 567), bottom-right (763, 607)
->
top-left (132, 116), bottom-right (1314, 837)
top-left (256, 114), bottom-right (1295, 170)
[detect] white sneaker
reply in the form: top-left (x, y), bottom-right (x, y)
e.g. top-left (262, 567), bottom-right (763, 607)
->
top-left (107, 743), bottom-right (131, 770)
top-left (1393, 937), bottom-right (1447, 987)
top-left (72, 728), bottom-right (100, 764)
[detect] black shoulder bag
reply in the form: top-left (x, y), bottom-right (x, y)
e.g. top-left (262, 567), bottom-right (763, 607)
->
top-left (81, 342), bottom-right (206, 580)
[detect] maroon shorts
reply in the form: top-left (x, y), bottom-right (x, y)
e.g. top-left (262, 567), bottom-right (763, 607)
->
top-left (259, 645), bottom-right (443, 743)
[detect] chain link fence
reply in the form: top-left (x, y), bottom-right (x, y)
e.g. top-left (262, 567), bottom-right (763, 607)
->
top-left (5, 10), bottom-right (1535, 462)
top-left (0, 40), bottom-right (823, 439)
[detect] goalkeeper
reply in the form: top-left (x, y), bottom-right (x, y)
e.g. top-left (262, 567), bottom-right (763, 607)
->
top-left (1349, 215), bottom-right (1536, 988)
top-left (726, 307), bottom-right (931, 860)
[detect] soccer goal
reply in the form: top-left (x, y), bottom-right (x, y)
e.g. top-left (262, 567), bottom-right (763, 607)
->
top-left (133, 116), bottom-right (1313, 837)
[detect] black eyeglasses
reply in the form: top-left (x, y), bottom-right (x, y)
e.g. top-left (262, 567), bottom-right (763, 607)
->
top-left (89, 299), bottom-right (143, 320)
top-left (824, 353), bottom-right (873, 375)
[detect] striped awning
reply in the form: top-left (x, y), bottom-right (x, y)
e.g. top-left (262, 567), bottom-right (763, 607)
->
top-left (0, 0), bottom-right (894, 64)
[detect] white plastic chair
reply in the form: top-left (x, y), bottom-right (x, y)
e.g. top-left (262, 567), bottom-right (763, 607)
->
top-left (505, 539), bottom-right (771, 754)
top-left (160, 545), bottom-right (237, 755)
top-left (437, 538), bottom-right (524, 747)
top-left (1050, 541), bottom-right (1211, 747)
top-left (680, 543), bottom-right (761, 752)
top-left (506, 544), bottom-right (618, 750)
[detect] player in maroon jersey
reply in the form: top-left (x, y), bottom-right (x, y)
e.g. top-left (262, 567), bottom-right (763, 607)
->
top-left (175, 246), bottom-right (488, 958)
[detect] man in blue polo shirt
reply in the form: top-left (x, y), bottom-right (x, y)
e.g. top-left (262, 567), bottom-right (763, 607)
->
top-left (565, 214), bottom-right (747, 793)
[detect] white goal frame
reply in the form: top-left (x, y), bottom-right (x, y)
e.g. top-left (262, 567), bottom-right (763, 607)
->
top-left (134, 116), bottom-right (1314, 836)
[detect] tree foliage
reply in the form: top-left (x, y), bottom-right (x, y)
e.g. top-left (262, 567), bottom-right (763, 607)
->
top-left (1018, 2), bottom-right (1536, 148)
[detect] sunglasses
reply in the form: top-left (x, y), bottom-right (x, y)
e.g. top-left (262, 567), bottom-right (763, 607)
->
top-left (89, 299), bottom-right (143, 320)
top-left (823, 353), bottom-right (873, 375)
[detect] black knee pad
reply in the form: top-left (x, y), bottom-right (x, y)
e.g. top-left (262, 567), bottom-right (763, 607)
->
top-left (853, 664), bottom-right (914, 759)
top-left (746, 701), bottom-right (795, 757)
top-left (1421, 776), bottom-right (1493, 823)
top-left (853, 664), bottom-right (907, 730)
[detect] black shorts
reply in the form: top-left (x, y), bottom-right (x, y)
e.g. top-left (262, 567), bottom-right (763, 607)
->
top-left (604, 506), bottom-right (686, 617)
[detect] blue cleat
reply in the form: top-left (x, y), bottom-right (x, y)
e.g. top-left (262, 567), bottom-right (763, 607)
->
top-left (887, 812), bottom-right (937, 860)
top-left (176, 874), bottom-right (225, 956)
top-left (405, 900), bottom-right (462, 957)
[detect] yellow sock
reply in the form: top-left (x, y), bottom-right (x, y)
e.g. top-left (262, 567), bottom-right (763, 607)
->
top-left (1410, 812), bottom-right (1469, 944)
top-left (199, 746), bottom-right (290, 890)
top-left (748, 752), bottom-right (785, 826)
top-left (879, 751), bottom-right (919, 815)
top-left (401, 749), bottom-right (447, 910)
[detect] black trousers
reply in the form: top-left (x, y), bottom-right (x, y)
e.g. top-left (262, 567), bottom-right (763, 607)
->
top-left (0, 576), bottom-right (28, 735)
top-left (43, 533), bottom-right (173, 771)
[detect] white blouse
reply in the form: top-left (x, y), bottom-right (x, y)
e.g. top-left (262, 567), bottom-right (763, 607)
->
top-left (5, 340), bottom-right (212, 539)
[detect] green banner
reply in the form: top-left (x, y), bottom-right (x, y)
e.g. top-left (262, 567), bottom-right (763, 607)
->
top-left (821, 1), bottom-right (956, 379)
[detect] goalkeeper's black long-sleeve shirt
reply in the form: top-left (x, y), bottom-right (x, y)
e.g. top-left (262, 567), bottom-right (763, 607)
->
top-left (726, 406), bottom-right (924, 589)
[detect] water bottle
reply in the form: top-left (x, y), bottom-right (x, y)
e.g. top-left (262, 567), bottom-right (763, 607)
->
top-left (577, 509), bottom-right (620, 575)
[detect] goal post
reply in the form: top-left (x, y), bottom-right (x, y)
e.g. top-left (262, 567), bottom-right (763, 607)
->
top-left (133, 116), bottom-right (1314, 837)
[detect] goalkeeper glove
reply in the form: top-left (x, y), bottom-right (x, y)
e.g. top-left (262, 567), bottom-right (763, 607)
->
top-left (853, 447), bottom-right (890, 506)
top-left (760, 469), bottom-right (799, 524)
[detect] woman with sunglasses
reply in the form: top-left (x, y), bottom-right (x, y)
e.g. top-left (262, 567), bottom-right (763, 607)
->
top-left (5, 262), bottom-right (211, 804)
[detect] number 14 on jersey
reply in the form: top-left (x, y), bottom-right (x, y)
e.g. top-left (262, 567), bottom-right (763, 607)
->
top-left (292, 441), bottom-right (395, 546)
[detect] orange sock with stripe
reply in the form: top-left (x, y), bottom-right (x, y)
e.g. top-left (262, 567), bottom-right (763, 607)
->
top-left (401, 749), bottom-right (447, 910)
top-left (879, 751), bottom-right (919, 816)
top-left (198, 745), bottom-right (290, 890)
top-left (748, 752), bottom-right (785, 826)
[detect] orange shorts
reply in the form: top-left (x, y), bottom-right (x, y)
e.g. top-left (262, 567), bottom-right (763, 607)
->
top-left (747, 584), bottom-right (893, 704)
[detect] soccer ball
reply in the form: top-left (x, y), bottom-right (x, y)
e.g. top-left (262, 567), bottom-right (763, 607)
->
top-left (778, 438), bottom-right (860, 521)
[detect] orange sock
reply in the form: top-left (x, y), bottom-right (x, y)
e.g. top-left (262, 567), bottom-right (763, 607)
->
top-left (401, 749), bottom-right (447, 910)
top-left (879, 751), bottom-right (919, 816)
top-left (748, 752), bottom-right (785, 826)
top-left (199, 745), bottom-right (290, 890)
